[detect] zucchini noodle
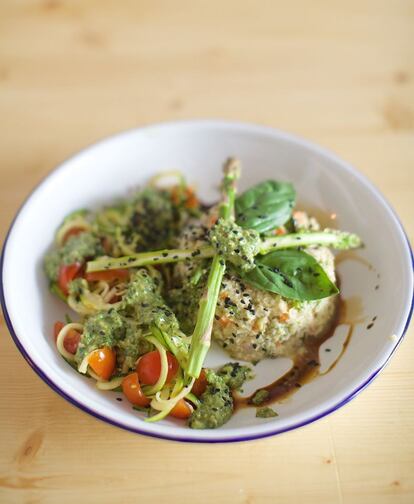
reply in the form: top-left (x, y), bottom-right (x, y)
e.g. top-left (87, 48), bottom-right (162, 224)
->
top-left (78, 354), bottom-right (90, 374)
top-left (67, 286), bottom-right (122, 315)
top-left (93, 280), bottom-right (110, 299)
top-left (171, 370), bottom-right (184, 397)
top-left (96, 376), bottom-right (124, 390)
top-left (142, 336), bottom-right (169, 395)
top-left (115, 227), bottom-right (139, 256)
top-left (148, 171), bottom-right (185, 189)
top-left (55, 217), bottom-right (91, 246)
top-left (94, 208), bottom-right (129, 235)
top-left (146, 378), bottom-right (195, 423)
top-left (102, 282), bottom-right (127, 304)
top-left (185, 392), bottom-right (201, 408)
top-left (78, 356), bottom-right (123, 388)
top-left (56, 322), bottom-right (84, 362)
top-left (87, 368), bottom-right (105, 382)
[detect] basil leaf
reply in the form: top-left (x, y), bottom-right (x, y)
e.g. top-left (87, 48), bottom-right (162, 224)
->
top-left (238, 249), bottom-right (339, 301)
top-left (235, 180), bottom-right (295, 233)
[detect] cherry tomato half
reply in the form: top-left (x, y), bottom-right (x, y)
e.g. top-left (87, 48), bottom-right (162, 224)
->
top-left (191, 369), bottom-right (208, 397)
top-left (88, 347), bottom-right (116, 380)
top-left (169, 399), bottom-right (192, 419)
top-left (58, 263), bottom-right (83, 296)
top-left (137, 351), bottom-right (179, 386)
top-left (53, 321), bottom-right (81, 354)
top-left (85, 269), bottom-right (129, 283)
top-left (122, 372), bottom-right (150, 407)
top-left (53, 321), bottom-right (65, 340)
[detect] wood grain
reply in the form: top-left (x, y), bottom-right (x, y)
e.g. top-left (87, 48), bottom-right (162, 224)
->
top-left (0, 1), bottom-right (413, 503)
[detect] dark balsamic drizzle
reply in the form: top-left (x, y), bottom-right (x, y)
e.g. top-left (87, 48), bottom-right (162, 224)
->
top-left (234, 299), bottom-right (347, 410)
top-left (233, 248), bottom-right (373, 411)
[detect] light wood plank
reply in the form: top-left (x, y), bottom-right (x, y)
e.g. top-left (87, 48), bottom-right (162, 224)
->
top-left (1, 1), bottom-right (413, 502)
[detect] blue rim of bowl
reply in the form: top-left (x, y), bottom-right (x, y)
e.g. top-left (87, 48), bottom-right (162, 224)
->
top-left (1, 120), bottom-right (413, 443)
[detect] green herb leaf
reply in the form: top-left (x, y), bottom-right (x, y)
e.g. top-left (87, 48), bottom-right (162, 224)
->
top-left (239, 249), bottom-right (339, 301)
top-left (235, 180), bottom-right (295, 233)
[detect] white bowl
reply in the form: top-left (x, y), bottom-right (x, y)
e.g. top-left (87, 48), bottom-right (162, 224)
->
top-left (1, 120), bottom-right (413, 443)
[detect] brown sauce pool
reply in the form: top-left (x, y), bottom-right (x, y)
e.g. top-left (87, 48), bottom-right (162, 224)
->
top-left (234, 273), bottom-right (367, 411)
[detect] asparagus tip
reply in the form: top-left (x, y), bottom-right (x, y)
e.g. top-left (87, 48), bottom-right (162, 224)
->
top-left (332, 230), bottom-right (363, 250)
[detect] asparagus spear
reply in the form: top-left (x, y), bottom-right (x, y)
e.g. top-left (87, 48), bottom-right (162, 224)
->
top-left (186, 158), bottom-right (240, 379)
top-left (86, 229), bottom-right (361, 273)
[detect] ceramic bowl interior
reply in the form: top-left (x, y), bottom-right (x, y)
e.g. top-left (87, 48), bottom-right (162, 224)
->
top-left (1, 121), bottom-right (412, 442)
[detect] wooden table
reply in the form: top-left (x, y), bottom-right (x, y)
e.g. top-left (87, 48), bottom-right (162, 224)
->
top-left (1, 1), bottom-right (413, 503)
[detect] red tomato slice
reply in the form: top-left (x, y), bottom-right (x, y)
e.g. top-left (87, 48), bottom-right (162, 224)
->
top-left (137, 351), bottom-right (179, 386)
top-left (85, 269), bottom-right (129, 283)
top-left (58, 263), bottom-right (83, 296)
top-left (122, 372), bottom-right (150, 407)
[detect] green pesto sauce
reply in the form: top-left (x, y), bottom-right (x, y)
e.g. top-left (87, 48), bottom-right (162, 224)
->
top-left (44, 232), bottom-right (103, 282)
top-left (74, 269), bottom-right (180, 371)
top-left (128, 188), bottom-right (181, 251)
top-left (74, 309), bottom-right (152, 372)
top-left (121, 269), bottom-right (180, 335)
top-left (117, 319), bottom-right (152, 373)
top-left (167, 277), bottom-right (205, 334)
top-left (256, 407), bottom-right (278, 418)
top-left (189, 363), bottom-right (253, 429)
top-left (75, 309), bottom-right (124, 364)
top-left (208, 219), bottom-right (260, 271)
top-left (250, 389), bottom-right (269, 405)
top-left (217, 362), bottom-right (253, 390)
top-left (68, 278), bottom-right (88, 301)
top-left (189, 370), bottom-right (233, 429)
top-left (91, 187), bottom-right (198, 253)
